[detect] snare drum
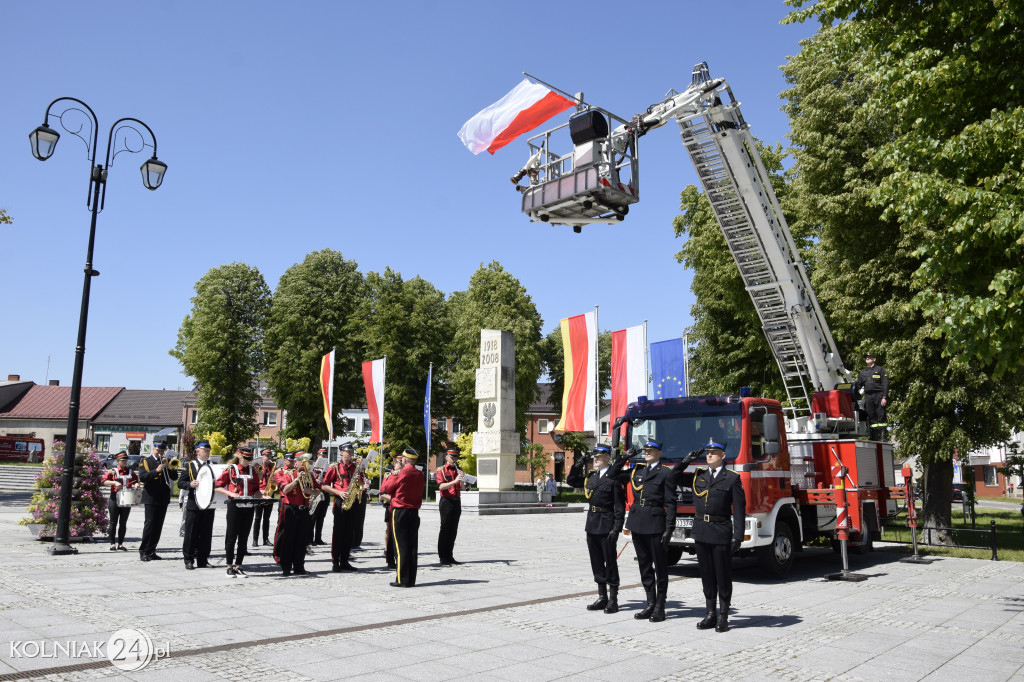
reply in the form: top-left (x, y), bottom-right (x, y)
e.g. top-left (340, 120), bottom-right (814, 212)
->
top-left (116, 488), bottom-right (138, 508)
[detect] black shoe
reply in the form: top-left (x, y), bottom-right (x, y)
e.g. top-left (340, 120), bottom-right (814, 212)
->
top-left (293, 569), bottom-right (309, 575)
top-left (282, 569), bottom-right (292, 577)
top-left (263, 538), bottom-right (270, 545)
top-left (235, 567), bottom-right (247, 576)
top-left (697, 600), bottom-right (718, 630)
top-left (337, 563), bottom-right (357, 572)
top-left (604, 588), bottom-right (619, 614)
top-left (117, 546), bottom-right (128, 552)
top-left (332, 563), bottom-right (343, 573)
top-left (197, 562), bottom-right (210, 568)
top-left (185, 562), bottom-right (195, 570)
top-left (387, 562), bottom-right (397, 569)
top-left (226, 567), bottom-right (237, 577)
top-left (109, 545), bottom-right (117, 551)
top-left (440, 561), bottom-right (453, 567)
top-left (149, 554), bottom-right (163, 561)
top-left (649, 604), bottom-right (666, 623)
top-left (140, 555), bottom-right (151, 562)
top-left (389, 581), bottom-right (404, 588)
top-left (448, 558), bottom-right (462, 565)
top-left (715, 614), bottom-right (730, 633)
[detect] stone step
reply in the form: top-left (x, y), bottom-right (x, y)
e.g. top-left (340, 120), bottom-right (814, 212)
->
top-left (0, 465), bottom-right (43, 492)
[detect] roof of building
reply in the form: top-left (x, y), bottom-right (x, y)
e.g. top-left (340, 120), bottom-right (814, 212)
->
top-left (0, 381), bottom-right (35, 413)
top-left (528, 383), bottom-right (556, 413)
top-left (0, 385), bottom-right (123, 421)
top-left (92, 389), bottom-right (192, 426)
top-left (182, 383), bottom-right (278, 409)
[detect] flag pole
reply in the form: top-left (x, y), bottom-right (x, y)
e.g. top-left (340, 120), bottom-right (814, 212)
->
top-left (643, 320), bottom-right (649, 399)
top-left (594, 304), bottom-right (600, 447)
top-left (424, 362), bottom-right (432, 502)
top-left (682, 332), bottom-right (689, 397)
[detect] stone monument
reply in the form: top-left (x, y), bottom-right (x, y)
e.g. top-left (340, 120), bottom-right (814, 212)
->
top-left (472, 329), bottom-right (519, 490)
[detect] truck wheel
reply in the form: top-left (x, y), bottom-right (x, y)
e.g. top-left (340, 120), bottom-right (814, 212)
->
top-left (757, 522), bottom-right (795, 577)
top-left (667, 546), bottom-right (684, 566)
top-left (851, 532), bottom-right (874, 554)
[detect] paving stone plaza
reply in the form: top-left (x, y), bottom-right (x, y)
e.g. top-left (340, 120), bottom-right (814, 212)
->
top-left (0, 494), bottom-right (1022, 681)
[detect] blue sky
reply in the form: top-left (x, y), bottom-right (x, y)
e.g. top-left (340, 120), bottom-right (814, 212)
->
top-left (1, 1), bottom-right (817, 391)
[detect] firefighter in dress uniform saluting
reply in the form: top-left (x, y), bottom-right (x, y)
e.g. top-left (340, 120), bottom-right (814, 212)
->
top-left (101, 449), bottom-right (138, 551)
top-left (215, 446), bottom-right (262, 577)
top-left (273, 452), bottom-right (312, 576)
top-left (179, 441), bottom-right (216, 570)
top-left (679, 439), bottom-right (746, 633)
top-left (436, 445), bottom-right (464, 566)
top-left (566, 444), bottom-right (625, 614)
top-left (608, 439), bottom-right (677, 622)
top-left (252, 448), bottom-right (275, 547)
top-left (379, 447), bottom-right (425, 587)
top-left (137, 441), bottom-right (172, 561)
top-left (320, 443), bottom-right (359, 572)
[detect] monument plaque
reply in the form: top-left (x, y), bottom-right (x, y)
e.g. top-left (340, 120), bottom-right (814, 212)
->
top-left (471, 329), bottom-right (519, 491)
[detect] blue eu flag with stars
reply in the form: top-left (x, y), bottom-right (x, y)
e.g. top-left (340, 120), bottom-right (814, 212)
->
top-left (651, 338), bottom-right (686, 399)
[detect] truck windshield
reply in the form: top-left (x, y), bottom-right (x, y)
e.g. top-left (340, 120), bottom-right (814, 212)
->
top-left (629, 411), bottom-right (742, 462)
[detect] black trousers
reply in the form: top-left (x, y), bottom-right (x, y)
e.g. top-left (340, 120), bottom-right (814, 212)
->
top-left (392, 507), bottom-right (420, 586)
top-left (331, 502), bottom-right (355, 565)
top-left (274, 502), bottom-right (310, 572)
top-left (437, 497), bottom-right (461, 561)
top-left (107, 497), bottom-right (130, 545)
top-left (586, 532), bottom-right (619, 587)
top-left (632, 532), bottom-right (668, 594)
top-left (225, 502), bottom-right (255, 565)
top-left (695, 541), bottom-right (733, 603)
top-left (252, 500), bottom-right (273, 543)
top-left (312, 495), bottom-right (329, 542)
top-left (384, 504), bottom-right (395, 566)
top-left (351, 498), bottom-right (366, 547)
top-left (139, 503), bottom-right (168, 557)
top-left (182, 507), bottom-right (215, 565)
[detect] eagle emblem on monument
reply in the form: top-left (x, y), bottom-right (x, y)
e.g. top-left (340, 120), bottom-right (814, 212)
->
top-left (482, 402), bottom-right (496, 428)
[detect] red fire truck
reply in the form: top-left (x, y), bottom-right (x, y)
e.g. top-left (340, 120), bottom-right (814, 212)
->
top-left (516, 62), bottom-right (910, 576)
top-left (0, 436), bottom-right (46, 463)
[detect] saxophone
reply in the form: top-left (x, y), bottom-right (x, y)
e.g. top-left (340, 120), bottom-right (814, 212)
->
top-left (262, 461), bottom-right (279, 499)
top-left (341, 463), bottom-right (364, 511)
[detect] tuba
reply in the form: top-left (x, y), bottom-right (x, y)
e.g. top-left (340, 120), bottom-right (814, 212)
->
top-left (299, 459), bottom-right (323, 515)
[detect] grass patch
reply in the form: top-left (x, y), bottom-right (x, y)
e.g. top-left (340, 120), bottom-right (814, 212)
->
top-left (881, 507), bottom-right (1024, 562)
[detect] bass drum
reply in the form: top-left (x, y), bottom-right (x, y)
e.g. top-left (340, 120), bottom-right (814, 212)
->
top-left (196, 465), bottom-right (216, 510)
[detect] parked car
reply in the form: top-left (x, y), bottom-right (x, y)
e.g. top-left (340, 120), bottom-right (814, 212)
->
top-left (952, 482), bottom-right (968, 502)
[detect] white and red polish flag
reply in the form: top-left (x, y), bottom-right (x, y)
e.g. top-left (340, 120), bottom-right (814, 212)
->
top-left (361, 358), bottom-right (386, 443)
top-left (611, 325), bottom-right (646, 438)
top-left (555, 311), bottom-right (597, 433)
top-left (458, 79), bottom-right (575, 155)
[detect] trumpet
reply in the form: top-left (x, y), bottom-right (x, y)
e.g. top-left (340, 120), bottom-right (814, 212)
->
top-left (166, 456), bottom-right (181, 472)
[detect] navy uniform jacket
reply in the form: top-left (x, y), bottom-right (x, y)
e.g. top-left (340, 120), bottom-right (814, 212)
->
top-left (687, 466), bottom-right (745, 545)
top-left (138, 454), bottom-right (172, 505)
top-left (177, 460), bottom-right (214, 512)
top-left (566, 465), bottom-right (625, 536)
top-left (609, 460), bottom-right (677, 535)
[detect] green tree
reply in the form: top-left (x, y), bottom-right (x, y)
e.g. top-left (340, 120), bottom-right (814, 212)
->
top-left (781, 12), bottom-right (1024, 539)
top-left (264, 249), bottom-right (365, 442)
top-left (539, 327), bottom-right (612, 421)
top-left (449, 262), bottom-right (544, 435)
top-left (0, 209), bottom-right (12, 225)
top-left (785, 2), bottom-right (1024, 381)
top-left (518, 442), bottom-right (550, 483)
top-left (171, 262), bottom-right (271, 448)
top-left (672, 141), bottom-right (790, 401)
top-left (353, 268), bottom-right (451, 452)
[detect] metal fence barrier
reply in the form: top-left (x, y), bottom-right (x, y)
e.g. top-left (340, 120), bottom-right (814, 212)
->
top-left (881, 521), bottom-right (999, 561)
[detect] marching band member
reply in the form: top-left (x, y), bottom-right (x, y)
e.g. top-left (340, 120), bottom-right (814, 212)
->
top-left (320, 443), bottom-right (358, 572)
top-left (101, 449), bottom-right (138, 551)
top-left (137, 441), bottom-right (172, 561)
top-left (608, 439), bottom-right (677, 622)
top-left (179, 441), bottom-right (216, 570)
top-left (350, 465), bottom-right (369, 550)
top-left (379, 447), bottom-right (425, 588)
top-left (435, 445), bottom-right (465, 566)
top-left (252, 448), bottom-right (275, 547)
top-left (273, 451), bottom-right (312, 576)
top-left (382, 456), bottom-right (402, 568)
top-left (566, 444), bottom-right (625, 613)
top-left (215, 446), bottom-right (261, 577)
top-left (311, 449), bottom-right (329, 546)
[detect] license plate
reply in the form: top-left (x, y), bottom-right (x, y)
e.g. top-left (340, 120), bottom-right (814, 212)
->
top-left (677, 518), bottom-right (693, 528)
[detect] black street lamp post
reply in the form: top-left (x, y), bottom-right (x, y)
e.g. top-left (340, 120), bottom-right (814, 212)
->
top-left (29, 98), bottom-right (167, 555)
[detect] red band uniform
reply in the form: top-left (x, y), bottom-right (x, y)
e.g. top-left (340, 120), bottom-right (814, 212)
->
top-left (435, 447), bottom-right (463, 565)
top-left (215, 448), bottom-right (260, 575)
top-left (101, 454), bottom-right (139, 549)
top-left (272, 453), bottom-right (312, 575)
top-left (321, 452), bottom-right (358, 571)
top-left (380, 449), bottom-right (426, 587)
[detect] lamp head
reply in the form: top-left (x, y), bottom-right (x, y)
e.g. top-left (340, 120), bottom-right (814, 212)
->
top-left (29, 124), bottom-right (60, 161)
top-left (140, 156), bottom-right (167, 190)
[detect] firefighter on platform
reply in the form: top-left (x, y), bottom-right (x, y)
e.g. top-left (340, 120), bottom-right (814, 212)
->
top-left (608, 439), bottom-right (677, 622)
top-left (179, 440), bottom-right (216, 570)
top-left (681, 439), bottom-right (745, 633)
top-left (252, 448), bottom-right (275, 547)
top-left (320, 443), bottom-right (359, 572)
top-left (273, 451), bottom-right (312, 576)
top-left (380, 447), bottom-right (426, 587)
top-left (101, 449), bottom-right (138, 551)
top-left (435, 445), bottom-right (464, 566)
top-left (855, 352), bottom-right (890, 440)
top-left (566, 443), bottom-right (625, 614)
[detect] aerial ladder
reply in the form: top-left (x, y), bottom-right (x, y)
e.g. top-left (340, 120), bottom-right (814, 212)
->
top-left (512, 63), bottom-right (854, 426)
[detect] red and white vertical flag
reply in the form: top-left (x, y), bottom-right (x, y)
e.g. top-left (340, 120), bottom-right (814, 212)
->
top-left (361, 358), bottom-right (386, 443)
top-left (458, 79), bottom-right (576, 155)
top-left (320, 350), bottom-right (335, 442)
top-left (611, 324), bottom-right (646, 438)
top-left (555, 311), bottom-right (597, 433)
